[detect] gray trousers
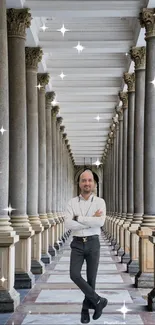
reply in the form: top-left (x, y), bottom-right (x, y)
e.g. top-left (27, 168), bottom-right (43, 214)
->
top-left (70, 235), bottom-right (100, 309)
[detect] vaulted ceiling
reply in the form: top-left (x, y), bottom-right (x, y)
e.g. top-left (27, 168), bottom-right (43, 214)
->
top-left (7, 0), bottom-right (151, 165)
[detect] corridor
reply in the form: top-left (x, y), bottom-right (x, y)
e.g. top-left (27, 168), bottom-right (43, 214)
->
top-left (1, 231), bottom-right (155, 325)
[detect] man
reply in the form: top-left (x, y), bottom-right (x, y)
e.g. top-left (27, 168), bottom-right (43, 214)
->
top-left (65, 169), bottom-right (108, 324)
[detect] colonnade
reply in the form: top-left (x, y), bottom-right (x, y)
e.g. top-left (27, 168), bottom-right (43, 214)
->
top-left (103, 8), bottom-right (155, 311)
top-left (0, 2), bottom-right (74, 312)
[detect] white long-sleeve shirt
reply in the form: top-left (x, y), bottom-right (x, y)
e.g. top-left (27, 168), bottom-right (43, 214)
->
top-left (65, 194), bottom-right (106, 237)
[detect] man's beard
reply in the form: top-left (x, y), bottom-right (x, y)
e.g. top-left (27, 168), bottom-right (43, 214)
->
top-left (83, 187), bottom-right (92, 194)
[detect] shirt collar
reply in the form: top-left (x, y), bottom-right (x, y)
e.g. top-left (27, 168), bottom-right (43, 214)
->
top-left (79, 193), bottom-right (94, 201)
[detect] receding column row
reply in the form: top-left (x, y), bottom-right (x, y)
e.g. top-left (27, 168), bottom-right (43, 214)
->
top-left (0, 5), bottom-right (74, 312)
top-left (103, 7), bottom-right (155, 312)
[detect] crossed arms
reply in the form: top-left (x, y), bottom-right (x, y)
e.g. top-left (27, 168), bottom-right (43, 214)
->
top-left (65, 199), bottom-right (106, 231)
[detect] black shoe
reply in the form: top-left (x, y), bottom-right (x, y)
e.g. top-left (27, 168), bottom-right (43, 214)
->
top-left (93, 297), bottom-right (108, 320)
top-left (81, 308), bottom-right (90, 324)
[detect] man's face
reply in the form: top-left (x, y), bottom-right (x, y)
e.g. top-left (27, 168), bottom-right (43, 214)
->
top-left (79, 172), bottom-right (95, 194)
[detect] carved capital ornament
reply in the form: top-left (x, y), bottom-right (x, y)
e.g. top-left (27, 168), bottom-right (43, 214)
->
top-left (51, 105), bottom-right (59, 117)
top-left (7, 8), bottom-right (31, 38)
top-left (115, 105), bottom-right (123, 121)
top-left (139, 8), bottom-right (155, 39)
top-left (124, 72), bottom-right (135, 92)
top-left (37, 73), bottom-right (50, 89)
top-left (46, 91), bottom-right (55, 103)
top-left (119, 91), bottom-right (128, 109)
top-left (25, 47), bottom-right (43, 69)
top-left (130, 46), bottom-right (146, 70)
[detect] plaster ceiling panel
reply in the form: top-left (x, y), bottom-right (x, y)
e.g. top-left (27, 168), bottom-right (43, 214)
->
top-left (22, 0), bottom-right (147, 164)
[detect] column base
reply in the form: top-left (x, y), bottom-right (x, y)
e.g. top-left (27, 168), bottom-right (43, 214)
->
top-left (135, 271), bottom-right (154, 288)
top-left (0, 288), bottom-right (20, 313)
top-left (61, 235), bottom-right (66, 243)
top-left (31, 260), bottom-right (45, 275)
top-left (117, 247), bottom-right (124, 256)
top-left (49, 245), bottom-right (57, 257)
top-left (15, 271), bottom-right (35, 289)
top-left (41, 253), bottom-right (51, 264)
top-left (121, 253), bottom-right (130, 264)
top-left (111, 239), bottom-right (116, 246)
top-left (54, 241), bottom-right (60, 250)
top-left (114, 243), bottom-right (120, 251)
top-left (58, 239), bottom-right (63, 246)
top-left (148, 288), bottom-right (155, 311)
top-left (127, 260), bottom-right (139, 275)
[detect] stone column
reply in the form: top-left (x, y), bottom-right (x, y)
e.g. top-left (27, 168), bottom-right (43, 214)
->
top-left (127, 47), bottom-right (146, 274)
top-left (107, 135), bottom-right (113, 239)
top-left (136, 8), bottom-right (155, 301)
top-left (121, 73), bottom-right (135, 264)
top-left (51, 106), bottom-right (60, 249)
top-left (60, 125), bottom-right (65, 212)
top-left (114, 106), bottom-right (123, 251)
top-left (111, 120), bottom-right (117, 220)
top-left (139, 9), bottom-right (155, 226)
top-left (0, 1), bottom-right (20, 312)
top-left (56, 116), bottom-right (63, 245)
top-left (59, 125), bottom-right (66, 242)
top-left (117, 92), bottom-right (128, 257)
top-left (37, 73), bottom-right (51, 267)
top-left (45, 92), bottom-right (56, 257)
top-left (56, 117), bottom-right (63, 213)
top-left (65, 137), bottom-right (69, 208)
top-left (7, 8), bottom-right (34, 289)
top-left (62, 133), bottom-right (67, 212)
top-left (111, 116), bottom-right (119, 245)
top-left (25, 48), bottom-right (45, 275)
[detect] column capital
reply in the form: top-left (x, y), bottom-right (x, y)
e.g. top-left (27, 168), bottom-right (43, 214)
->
top-left (7, 8), bottom-right (31, 38)
top-left (51, 105), bottom-right (59, 117)
top-left (130, 46), bottom-right (146, 70)
top-left (37, 73), bottom-right (50, 89)
top-left (112, 115), bottom-right (119, 125)
top-left (115, 105), bottom-right (123, 121)
top-left (63, 133), bottom-right (67, 140)
top-left (25, 47), bottom-right (43, 69)
top-left (60, 125), bottom-right (65, 133)
top-left (45, 91), bottom-right (55, 107)
top-left (119, 91), bottom-right (128, 109)
top-left (57, 116), bottom-right (63, 125)
top-left (110, 123), bottom-right (116, 132)
top-left (124, 72), bottom-right (135, 92)
top-left (139, 8), bottom-right (155, 39)
top-left (109, 130), bottom-right (114, 137)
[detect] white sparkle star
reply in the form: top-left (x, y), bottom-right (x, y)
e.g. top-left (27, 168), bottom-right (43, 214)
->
top-left (93, 159), bottom-right (102, 167)
top-left (74, 42), bottom-right (84, 53)
top-left (51, 99), bottom-right (59, 106)
top-left (117, 301), bottom-right (132, 319)
top-left (36, 83), bottom-right (43, 90)
top-left (0, 276), bottom-right (7, 283)
top-left (125, 52), bottom-right (128, 56)
top-left (3, 203), bottom-right (16, 215)
top-left (0, 126), bottom-right (7, 135)
top-left (12, 322), bottom-right (14, 325)
top-left (40, 24), bottom-right (48, 32)
top-left (59, 72), bottom-right (66, 80)
top-left (57, 24), bottom-right (69, 36)
top-left (150, 77), bottom-right (155, 87)
top-left (95, 115), bottom-right (101, 121)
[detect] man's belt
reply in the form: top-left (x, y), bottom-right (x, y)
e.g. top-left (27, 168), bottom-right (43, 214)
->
top-left (73, 235), bottom-right (99, 242)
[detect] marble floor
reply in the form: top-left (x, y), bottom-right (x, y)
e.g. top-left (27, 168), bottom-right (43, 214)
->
top-left (1, 232), bottom-right (155, 324)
